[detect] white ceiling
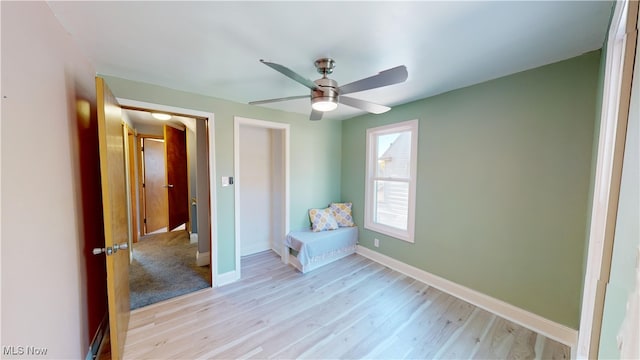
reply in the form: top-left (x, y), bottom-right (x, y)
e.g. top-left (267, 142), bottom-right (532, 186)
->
top-left (47, 1), bottom-right (612, 121)
top-left (122, 108), bottom-right (196, 132)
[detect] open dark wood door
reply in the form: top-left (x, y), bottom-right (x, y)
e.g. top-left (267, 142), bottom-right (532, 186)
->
top-left (164, 125), bottom-right (189, 231)
top-left (96, 77), bottom-right (130, 359)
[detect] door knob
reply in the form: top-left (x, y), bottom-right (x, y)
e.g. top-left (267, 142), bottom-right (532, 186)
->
top-left (93, 247), bottom-right (108, 255)
top-left (163, 184), bottom-right (174, 188)
top-left (92, 242), bottom-right (129, 256)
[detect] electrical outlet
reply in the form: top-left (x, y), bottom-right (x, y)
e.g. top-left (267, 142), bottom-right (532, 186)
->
top-left (374, 238), bottom-right (379, 247)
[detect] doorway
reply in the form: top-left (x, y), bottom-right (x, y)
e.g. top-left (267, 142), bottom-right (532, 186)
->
top-left (234, 117), bottom-right (290, 279)
top-left (118, 100), bottom-right (217, 309)
top-left (141, 136), bottom-right (168, 234)
top-left (127, 110), bottom-right (206, 309)
top-left (137, 121), bottom-right (190, 237)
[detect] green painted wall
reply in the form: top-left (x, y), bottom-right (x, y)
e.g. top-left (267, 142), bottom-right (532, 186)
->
top-left (341, 51), bottom-right (601, 329)
top-left (102, 76), bottom-right (342, 274)
top-left (598, 9), bottom-right (640, 357)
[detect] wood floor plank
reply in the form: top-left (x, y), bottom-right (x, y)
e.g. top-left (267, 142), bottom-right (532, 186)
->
top-left (127, 255), bottom-right (376, 359)
top-left (473, 317), bottom-right (519, 359)
top-left (126, 253), bottom-right (363, 344)
top-left (506, 326), bottom-right (537, 359)
top-left (408, 298), bottom-right (477, 358)
top-left (298, 278), bottom-right (424, 358)
top-left (372, 291), bottom-right (468, 358)
top-left (194, 264), bottom-right (392, 359)
top-left (360, 300), bottom-right (454, 358)
top-left (241, 251), bottom-right (287, 273)
top-left (214, 267), bottom-right (404, 359)
top-left (127, 253), bottom-right (289, 331)
top-left (541, 337), bottom-right (570, 359)
top-left (340, 286), bottom-right (442, 359)
top-left (123, 251), bottom-right (571, 359)
top-left (431, 308), bottom-right (496, 359)
top-left (295, 277), bottom-right (421, 359)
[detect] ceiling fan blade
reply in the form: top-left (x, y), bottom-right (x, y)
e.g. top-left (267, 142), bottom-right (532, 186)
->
top-left (339, 65), bottom-right (408, 95)
top-left (339, 96), bottom-right (391, 114)
top-left (310, 109), bottom-right (323, 121)
top-left (249, 95), bottom-right (309, 105)
top-left (260, 59), bottom-right (319, 90)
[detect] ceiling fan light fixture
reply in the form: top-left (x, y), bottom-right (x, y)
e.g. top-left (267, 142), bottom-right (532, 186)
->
top-left (311, 97), bottom-right (338, 112)
top-left (252, 58), bottom-right (408, 119)
top-left (151, 112), bottom-right (172, 121)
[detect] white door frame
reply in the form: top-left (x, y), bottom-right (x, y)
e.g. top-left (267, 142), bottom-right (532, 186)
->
top-left (116, 98), bottom-right (219, 286)
top-left (577, 0), bottom-right (636, 358)
top-left (234, 116), bottom-right (290, 279)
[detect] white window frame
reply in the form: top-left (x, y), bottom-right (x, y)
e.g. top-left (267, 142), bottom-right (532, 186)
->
top-left (364, 119), bottom-right (419, 243)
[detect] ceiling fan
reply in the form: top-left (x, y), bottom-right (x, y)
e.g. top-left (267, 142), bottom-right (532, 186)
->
top-left (249, 58), bottom-right (408, 120)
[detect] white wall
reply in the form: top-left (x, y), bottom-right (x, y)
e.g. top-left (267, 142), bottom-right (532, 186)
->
top-left (238, 125), bottom-right (273, 256)
top-left (1, 2), bottom-right (98, 358)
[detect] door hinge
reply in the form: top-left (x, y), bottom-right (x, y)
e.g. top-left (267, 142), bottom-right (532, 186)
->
top-left (144, 218), bottom-right (147, 224)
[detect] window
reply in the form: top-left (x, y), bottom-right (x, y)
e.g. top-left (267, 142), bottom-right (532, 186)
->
top-left (365, 120), bottom-right (418, 243)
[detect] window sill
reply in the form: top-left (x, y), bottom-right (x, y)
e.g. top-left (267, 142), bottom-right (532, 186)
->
top-left (364, 222), bottom-right (414, 243)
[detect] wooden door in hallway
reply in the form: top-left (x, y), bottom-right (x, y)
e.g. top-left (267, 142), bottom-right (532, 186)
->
top-left (164, 125), bottom-right (189, 231)
top-left (143, 137), bottom-right (168, 234)
top-left (96, 77), bottom-right (130, 360)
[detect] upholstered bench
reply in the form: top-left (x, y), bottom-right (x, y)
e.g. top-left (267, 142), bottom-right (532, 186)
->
top-left (284, 226), bottom-right (358, 273)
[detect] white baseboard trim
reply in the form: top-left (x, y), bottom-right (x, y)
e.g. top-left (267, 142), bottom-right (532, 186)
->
top-left (196, 250), bottom-right (210, 267)
top-left (216, 270), bottom-right (240, 287)
top-left (356, 245), bottom-right (578, 349)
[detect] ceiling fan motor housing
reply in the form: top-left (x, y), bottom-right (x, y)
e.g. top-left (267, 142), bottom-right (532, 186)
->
top-left (312, 77), bottom-right (339, 102)
top-left (312, 58), bottom-right (339, 105)
top-left (312, 77), bottom-right (339, 112)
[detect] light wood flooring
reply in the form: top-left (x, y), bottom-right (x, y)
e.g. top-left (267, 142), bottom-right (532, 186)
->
top-left (123, 251), bottom-right (569, 359)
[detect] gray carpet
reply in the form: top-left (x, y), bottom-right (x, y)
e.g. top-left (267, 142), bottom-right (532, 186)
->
top-left (129, 230), bottom-right (211, 310)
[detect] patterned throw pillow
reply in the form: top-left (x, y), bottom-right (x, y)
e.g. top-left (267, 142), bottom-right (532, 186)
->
top-left (309, 207), bottom-right (339, 232)
top-left (330, 202), bottom-right (355, 227)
